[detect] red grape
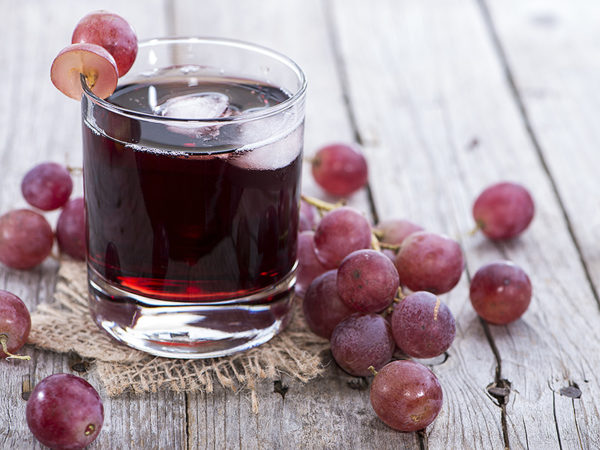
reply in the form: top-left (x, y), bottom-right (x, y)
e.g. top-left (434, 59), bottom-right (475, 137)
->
top-left (299, 199), bottom-right (318, 232)
top-left (72, 10), bottom-right (138, 77)
top-left (313, 207), bottom-right (372, 269)
top-left (337, 249), bottom-right (399, 313)
top-left (296, 231), bottom-right (327, 298)
top-left (472, 182), bottom-right (534, 240)
top-left (470, 261), bottom-right (532, 325)
top-left (370, 360), bottom-right (443, 432)
top-left (26, 373), bottom-right (104, 450)
top-left (51, 43), bottom-right (118, 100)
top-left (0, 209), bottom-right (53, 270)
top-left (376, 219), bottom-right (423, 245)
top-left (311, 143), bottom-right (368, 196)
top-left (302, 270), bottom-right (354, 339)
top-left (395, 231), bottom-right (464, 294)
top-left (21, 162), bottom-right (73, 211)
top-left (56, 197), bottom-right (86, 261)
top-left (0, 290), bottom-right (31, 359)
top-left (391, 291), bottom-right (455, 358)
top-left (330, 313), bottom-right (395, 376)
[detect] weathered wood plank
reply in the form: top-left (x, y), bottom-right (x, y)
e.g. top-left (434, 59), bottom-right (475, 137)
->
top-left (0, 1), bottom-right (188, 448)
top-left (171, 0), bottom-right (416, 448)
top-left (330, 0), bottom-right (600, 448)
top-left (480, 1), bottom-right (600, 448)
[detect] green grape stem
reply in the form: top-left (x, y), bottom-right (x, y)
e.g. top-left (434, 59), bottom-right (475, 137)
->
top-left (0, 334), bottom-right (31, 361)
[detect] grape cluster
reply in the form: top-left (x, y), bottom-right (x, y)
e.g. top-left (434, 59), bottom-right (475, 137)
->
top-left (298, 197), bottom-right (459, 431)
top-left (299, 169), bottom-right (536, 432)
top-left (0, 162), bottom-right (86, 271)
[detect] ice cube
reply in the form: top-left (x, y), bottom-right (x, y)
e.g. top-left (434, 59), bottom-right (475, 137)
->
top-left (155, 93), bottom-right (230, 139)
top-left (230, 123), bottom-right (303, 170)
top-left (156, 92), bottom-right (229, 119)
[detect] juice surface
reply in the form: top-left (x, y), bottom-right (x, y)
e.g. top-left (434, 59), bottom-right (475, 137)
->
top-left (83, 75), bottom-right (303, 301)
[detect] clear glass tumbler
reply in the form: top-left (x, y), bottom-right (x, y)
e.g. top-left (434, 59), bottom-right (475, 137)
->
top-left (81, 38), bottom-right (306, 358)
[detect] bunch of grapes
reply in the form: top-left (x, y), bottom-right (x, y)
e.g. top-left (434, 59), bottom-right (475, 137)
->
top-left (0, 162), bottom-right (85, 271)
top-left (298, 195), bottom-right (460, 431)
top-left (300, 146), bottom-right (536, 432)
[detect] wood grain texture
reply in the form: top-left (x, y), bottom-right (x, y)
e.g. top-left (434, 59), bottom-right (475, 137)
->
top-left (170, 0), bottom-right (411, 448)
top-left (480, 0), bottom-right (600, 447)
top-left (0, 1), bottom-right (188, 449)
top-left (330, 0), bottom-right (600, 448)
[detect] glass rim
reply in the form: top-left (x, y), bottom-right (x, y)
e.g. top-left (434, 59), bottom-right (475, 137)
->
top-left (81, 36), bottom-right (307, 125)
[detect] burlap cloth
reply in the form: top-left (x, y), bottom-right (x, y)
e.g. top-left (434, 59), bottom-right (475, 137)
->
top-left (28, 261), bottom-right (328, 410)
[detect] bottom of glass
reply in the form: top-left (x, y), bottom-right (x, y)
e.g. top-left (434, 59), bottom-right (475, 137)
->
top-left (87, 267), bottom-right (296, 359)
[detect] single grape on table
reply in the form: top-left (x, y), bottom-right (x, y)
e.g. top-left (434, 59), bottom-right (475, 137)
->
top-left (0, 209), bottom-right (54, 270)
top-left (472, 182), bottom-right (534, 240)
top-left (391, 291), bottom-right (455, 358)
top-left (302, 270), bottom-right (354, 339)
top-left (21, 162), bottom-right (73, 211)
top-left (470, 261), bottom-right (532, 325)
top-left (26, 373), bottom-right (104, 450)
top-left (330, 313), bottom-right (395, 377)
top-left (337, 249), bottom-right (399, 313)
top-left (370, 360), bottom-right (443, 432)
top-left (311, 143), bottom-right (368, 197)
top-left (0, 290), bottom-right (31, 360)
top-left (395, 231), bottom-right (464, 295)
top-left (72, 10), bottom-right (138, 77)
top-left (313, 207), bottom-right (372, 269)
top-left (56, 197), bottom-right (86, 261)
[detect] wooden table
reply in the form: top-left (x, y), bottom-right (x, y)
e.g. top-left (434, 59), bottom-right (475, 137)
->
top-left (2, 0), bottom-right (600, 448)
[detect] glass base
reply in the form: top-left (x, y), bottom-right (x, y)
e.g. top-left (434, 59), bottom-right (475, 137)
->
top-left (87, 267), bottom-right (295, 359)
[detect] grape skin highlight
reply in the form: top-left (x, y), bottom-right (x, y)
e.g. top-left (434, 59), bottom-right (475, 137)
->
top-left (395, 231), bottom-right (464, 295)
top-left (472, 182), bottom-right (534, 240)
top-left (337, 249), bottom-right (399, 313)
top-left (391, 291), bottom-right (455, 358)
top-left (313, 207), bottom-right (372, 269)
top-left (26, 373), bottom-right (104, 450)
top-left (311, 143), bottom-right (368, 197)
top-left (21, 162), bottom-right (73, 211)
top-left (470, 261), bottom-right (532, 325)
top-left (330, 313), bottom-right (395, 377)
top-left (72, 10), bottom-right (138, 77)
top-left (0, 209), bottom-right (54, 270)
top-left (370, 360), bottom-right (443, 432)
top-left (0, 290), bottom-right (31, 358)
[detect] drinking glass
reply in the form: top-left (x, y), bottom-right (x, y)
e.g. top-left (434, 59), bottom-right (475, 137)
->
top-left (81, 38), bottom-right (306, 358)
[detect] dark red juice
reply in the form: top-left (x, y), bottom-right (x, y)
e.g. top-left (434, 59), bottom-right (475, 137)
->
top-left (82, 76), bottom-right (303, 301)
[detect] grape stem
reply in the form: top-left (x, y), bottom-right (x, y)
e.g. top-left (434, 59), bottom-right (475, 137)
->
top-left (379, 242), bottom-right (400, 252)
top-left (67, 166), bottom-right (83, 175)
top-left (300, 194), bottom-right (344, 212)
top-left (368, 365), bottom-right (378, 376)
top-left (395, 287), bottom-right (406, 301)
top-left (370, 233), bottom-right (381, 251)
top-left (0, 334), bottom-right (31, 361)
top-left (469, 222), bottom-right (482, 236)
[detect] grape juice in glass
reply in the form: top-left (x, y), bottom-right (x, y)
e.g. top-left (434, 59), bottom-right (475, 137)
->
top-left (81, 38), bottom-right (306, 358)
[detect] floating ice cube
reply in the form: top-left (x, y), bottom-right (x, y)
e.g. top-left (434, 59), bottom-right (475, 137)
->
top-left (155, 93), bottom-right (230, 139)
top-left (229, 123), bottom-right (303, 170)
top-left (156, 92), bottom-right (229, 119)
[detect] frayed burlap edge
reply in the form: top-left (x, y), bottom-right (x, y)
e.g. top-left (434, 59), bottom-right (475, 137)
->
top-left (28, 260), bottom-right (328, 410)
